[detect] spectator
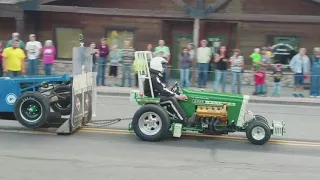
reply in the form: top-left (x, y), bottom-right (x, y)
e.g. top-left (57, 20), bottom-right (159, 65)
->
top-left (250, 48), bottom-right (261, 71)
top-left (109, 45), bottom-right (121, 86)
top-left (90, 42), bottom-right (99, 72)
top-left (309, 47), bottom-right (320, 98)
top-left (289, 48), bottom-right (310, 97)
top-left (6, 32), bottom-right (25, 49)
top-left (187, 43), bottom-right (195, 60)
top-left (25, 34), bottom-right (42, 76)
top-left (146, 43), bottom-right (153, 63)
top-left (230, 49), bottom-right (244, 94)
top-left (250, 48), bottom-right (261, 95)
top-left (260, 47), bottom-right (271, 95)
top-left (179, 47), bottom-right (192, 88)
top-left (272, 62), bottom-right (283, 97)
top-left (1, 40), bottom-right (26, 77)
top-left (97, 38), bottom-right (109, 86)
top-left (213, 46), bottom-right (229, 93)
top-left (121, 40), bottom-right (135, 87)
top-left (196, 40), bottom-right (211, 88)
top-left (147, 43), bottom-right (153, 52)
top-left (254, 67), bottom-right (266, 96)
top-left (41, 40), bottom-right (56, 75)
top-left (154, 40), bottom-right (170, 84)
top-left (0, 41), bottom-right (3, 77)
top-left (133, 58), bottom-right (146, 88)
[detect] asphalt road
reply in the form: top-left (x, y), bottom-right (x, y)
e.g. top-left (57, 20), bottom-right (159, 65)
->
top-left (1, 95), bottom-right (319, 142)
top-left (1, 96), bottom-right (320, 179)
top-left (1, 130), bottom-right (320, 180)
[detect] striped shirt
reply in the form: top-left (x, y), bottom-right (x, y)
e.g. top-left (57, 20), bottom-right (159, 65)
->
top-left (230, 55), bottom-right (244, 72)
top-left (121, 47), bottom-right (135, 65)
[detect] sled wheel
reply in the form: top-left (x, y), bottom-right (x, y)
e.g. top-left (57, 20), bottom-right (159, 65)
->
top-left (246, 120), bottom-right (271, 145)
top-left (253, 115), bottom-right (268, 124)
top-left (50, 85), bottom-right (72, 115)
top-left (132, 104), bottom-right (170, 141)
top-left (14, 92), bottom-right (50, 129)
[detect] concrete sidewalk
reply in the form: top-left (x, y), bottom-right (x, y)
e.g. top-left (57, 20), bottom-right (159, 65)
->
top-left (96, 84), bottom-right (320, 106)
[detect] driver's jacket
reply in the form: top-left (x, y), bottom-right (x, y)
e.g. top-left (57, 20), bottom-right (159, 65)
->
top-left (144, 70), bottom-right (175, 97)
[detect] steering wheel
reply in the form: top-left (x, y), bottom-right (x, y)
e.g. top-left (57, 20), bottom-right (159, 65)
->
top-left (170, 81), bottom-right (181, 95)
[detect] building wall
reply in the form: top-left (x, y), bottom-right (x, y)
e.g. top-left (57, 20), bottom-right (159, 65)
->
top-left (37, 11), bottom-right (162, 53)
top-left (243, 0), bottom-right (320, 15)
top-left (238, 22), bottom-right (320, 64)
top-left (0, 17), bottom-right (15, 42)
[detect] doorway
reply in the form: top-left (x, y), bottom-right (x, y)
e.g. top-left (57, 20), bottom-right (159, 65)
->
top-left (172, 33), bottom-right (193, 78)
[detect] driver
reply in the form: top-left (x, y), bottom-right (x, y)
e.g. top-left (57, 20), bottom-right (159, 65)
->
top-left (144, 57), bottom-right (188, 123)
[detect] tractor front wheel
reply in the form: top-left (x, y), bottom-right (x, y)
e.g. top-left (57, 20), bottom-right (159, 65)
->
top-left (246, 120), bottom-right (271, 145)
top-left (132, 104), bottom-right (170, 141)
top-left (14, 92), bottom-right (50, 129)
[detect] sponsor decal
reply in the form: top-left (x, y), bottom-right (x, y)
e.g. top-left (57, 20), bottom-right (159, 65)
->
top-left (6, 93), bottom-right (17, 105)
top-left (192, 99), bottom-right (236, 106)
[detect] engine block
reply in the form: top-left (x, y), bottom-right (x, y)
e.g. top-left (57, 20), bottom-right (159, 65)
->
top-left (196, 105), bottom-right (228, 124)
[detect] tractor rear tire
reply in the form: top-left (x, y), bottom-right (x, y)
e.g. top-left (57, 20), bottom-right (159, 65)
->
top-left (14, 92), bottom-right (50, 129)
top-left (246, 120), bottom-right (271, 145)
top-left (50, 85), bottom-right (72, 115)
top-left (132, 104), bottom-right (170, 142)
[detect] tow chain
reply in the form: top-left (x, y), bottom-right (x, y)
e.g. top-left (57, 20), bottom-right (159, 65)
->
top-left (84, 117), bottom-right (133, 128)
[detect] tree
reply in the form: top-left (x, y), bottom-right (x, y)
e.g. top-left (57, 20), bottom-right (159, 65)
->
top-left (172, 0), bottom-right (231, 85)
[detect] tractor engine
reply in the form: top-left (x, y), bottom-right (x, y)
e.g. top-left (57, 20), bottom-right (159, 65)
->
top-left (195, 105), bottom-right (233, 134)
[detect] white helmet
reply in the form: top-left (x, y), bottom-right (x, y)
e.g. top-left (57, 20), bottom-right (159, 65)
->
top-left (150, 57), bottom-right (168, 73)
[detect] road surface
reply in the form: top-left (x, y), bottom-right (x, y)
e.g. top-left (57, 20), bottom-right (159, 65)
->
top-left (1, 130), bottom-right (320, 180)
top-left (1, 95), bottom-right (319, 142)
top-left (1, 96), bottom-right (320, 179)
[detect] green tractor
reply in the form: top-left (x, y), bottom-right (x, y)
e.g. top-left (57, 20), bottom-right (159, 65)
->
top-left (129, 51), bottom-right (285, 145)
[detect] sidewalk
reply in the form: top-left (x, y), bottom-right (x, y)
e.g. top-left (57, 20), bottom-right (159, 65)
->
top-left (96, 80), bottom-right (320, 106)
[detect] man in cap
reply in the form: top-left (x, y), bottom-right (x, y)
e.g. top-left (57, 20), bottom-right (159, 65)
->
top-left (6, 32), bottom-right (25, 49)
top-left (25, 34), bottom-right (42, 75)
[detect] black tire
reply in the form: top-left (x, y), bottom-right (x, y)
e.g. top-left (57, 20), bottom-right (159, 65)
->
top-left (50, 85), bottom-right (72, 115)
top-left (132, 104), bottom-right (170, 141)
top-left (246, 120), bottom-right (271, 145)
top-left (253, 115), bottom-right (268, 124)
top-left (14, 92), bottom-right (50, 129)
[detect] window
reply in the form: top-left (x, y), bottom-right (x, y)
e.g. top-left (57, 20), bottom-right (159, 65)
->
top-left (266, 35), bottom-right (300, 64)
top-left (55, 27), bottom-right (83, 59)
top-left (105, 29), bottom-right (135, 49)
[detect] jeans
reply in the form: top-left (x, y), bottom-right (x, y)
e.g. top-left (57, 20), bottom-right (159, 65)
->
top-left (272, 81), bottom-right (282, 95)
top-left (310, 64), bottom-right (320, 96)
top-left (92, 63), bottom-right (96, 72)
top-left (213, 70), bottom-right (227, 92)
top-left (27, 59), bottom-right (39, 76)
top-left (256, 84), bottom-right (266, 94)
top-left (161, 66), bottom-right (168, 84)
top-left (122, 65), bottom-right (132, 87)
top-left (44, 64), bottom-right (53, 75)
top-left (197, 63), bottom-right (209, 86)
top-left (97, 57), bottom-right (107, 85)
top-left (231, 71), bottom-right (242, 94)
top-left (6, 71), bottom-right (21, 77)
top-left (180, 68), bottom-right (190, 88)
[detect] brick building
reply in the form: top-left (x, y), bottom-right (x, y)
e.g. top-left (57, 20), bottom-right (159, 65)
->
top-left (0, 0), bottom-right (319, 85)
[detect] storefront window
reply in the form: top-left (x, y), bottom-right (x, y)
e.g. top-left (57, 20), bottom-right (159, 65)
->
top-left (55, 27), bottom-right (83, 59)
top-left (266, 35), bottom-right (299, 64)
top-left (106, 29), bottom-right (135, 49)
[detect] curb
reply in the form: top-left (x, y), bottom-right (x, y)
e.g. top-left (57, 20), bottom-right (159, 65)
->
top-left (97, 91), bottom-right (320, 106)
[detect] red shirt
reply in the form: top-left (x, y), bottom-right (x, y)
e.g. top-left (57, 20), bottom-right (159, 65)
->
top-left (255, 70), bottom-right (266, 85)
